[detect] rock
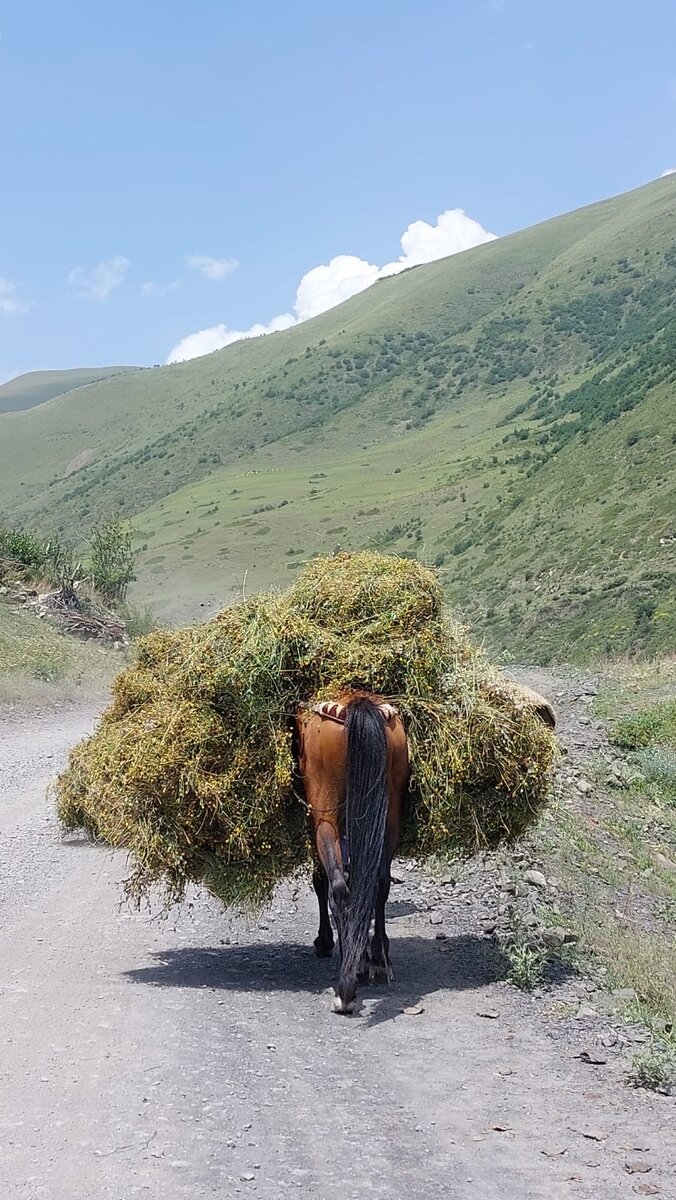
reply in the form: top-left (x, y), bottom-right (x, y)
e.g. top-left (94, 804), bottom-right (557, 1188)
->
top-left (575, 1004), bottom-right (598, 1019)
top-left (575, 1126), bottom-right (607, 1141)
top-left (429, 912), bottom-right (443, 925)
top-left (576, 1049), bottom-right (608, 1065)
top-left (612, 987), bottom-right (637, 1002)
top-left (653, 852), bottom-right (676, 872)
top-left (523, 869), bottom-right (547, 889)
top-left (522, 912), bottom-right (539, 928)
top-left (576, 779), bottom-right (592, 794)
top-left (625, 1161), bottom-right (653, 1175)
top-left (542, 927), bottom-right (566, 948)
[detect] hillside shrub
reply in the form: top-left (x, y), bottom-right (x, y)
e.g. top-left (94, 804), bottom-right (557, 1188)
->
top-left (89, 517), bottom-right (136, 602)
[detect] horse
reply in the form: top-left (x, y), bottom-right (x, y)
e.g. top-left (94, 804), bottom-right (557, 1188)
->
top-left (295, 692), bottom-right (409, 1014)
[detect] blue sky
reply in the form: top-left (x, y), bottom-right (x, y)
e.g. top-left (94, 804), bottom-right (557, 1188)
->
top-left (1, 0), bottom-right (675, 378)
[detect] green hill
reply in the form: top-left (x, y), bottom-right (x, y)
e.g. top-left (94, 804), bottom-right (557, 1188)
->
top-left (0, 367), bottom-right (139, 414)
top-left (0, 176), bottom-right (674, 661)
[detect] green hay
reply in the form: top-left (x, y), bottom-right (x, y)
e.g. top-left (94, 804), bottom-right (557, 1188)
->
top-left (56, 552), bottom-right (557, 908)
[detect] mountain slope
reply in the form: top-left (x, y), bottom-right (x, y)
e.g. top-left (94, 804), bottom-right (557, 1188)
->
top-left (0, 367), bottom-right (138, 414)
top-left (1, 176), bottom-right (674, 660)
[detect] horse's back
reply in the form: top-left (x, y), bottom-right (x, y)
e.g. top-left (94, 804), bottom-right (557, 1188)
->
top-left (297, 695), bottom-right (408, 788)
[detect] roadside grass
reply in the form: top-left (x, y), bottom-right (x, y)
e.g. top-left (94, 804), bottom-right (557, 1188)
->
top-left (0, 599), bottom-right (123, 704)
top-left (504, 939), bottom-right (549, 991)
top-left (525, 659), bottom-right (676, 1035)
top-left (626, 1037), bottom-right (676, 1094)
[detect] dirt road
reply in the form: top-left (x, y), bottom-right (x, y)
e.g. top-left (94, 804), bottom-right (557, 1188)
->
top-left (1, 686), bottom-right (673, 1199)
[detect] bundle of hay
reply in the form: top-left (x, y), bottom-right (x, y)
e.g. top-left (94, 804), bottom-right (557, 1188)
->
top-left (57, 552), bottom-right (557, 909)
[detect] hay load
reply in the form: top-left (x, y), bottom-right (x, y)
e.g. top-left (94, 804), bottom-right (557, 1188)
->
top-left (56, 552), bottom-right (557, 909)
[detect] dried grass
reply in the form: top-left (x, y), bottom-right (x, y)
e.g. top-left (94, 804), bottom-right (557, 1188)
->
top-left (56, 552), bottom-right (557, 908)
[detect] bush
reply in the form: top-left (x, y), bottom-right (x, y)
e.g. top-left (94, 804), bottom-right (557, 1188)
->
top-left (627, 1040), bottom-right (676, 1093)
top-left (637, 745), bottom-right (676, 799)
top-left (116, 601), bottom-right (159, 639)
top-left (612, 700), bottom-right (676, 750)
top-left (88, 518), bottom-right (137, 602)
top-left (0, 526), bottom-right (46, 570)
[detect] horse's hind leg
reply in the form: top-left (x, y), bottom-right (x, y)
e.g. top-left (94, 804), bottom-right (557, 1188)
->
top-left (312, 863), bottom-right (335, 957)
top-left (370, 750), bottom-right (406, 984)
top-left (369, 865), bottom-right (394, 983)
top-left (315, 821), bottom-right (348, 969)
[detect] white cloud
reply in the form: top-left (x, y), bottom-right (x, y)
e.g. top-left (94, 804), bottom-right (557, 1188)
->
top-left (168, 313), bottom-right (296, 363)
top-left (185, 254), bottom-right (239, 281)
top-left (661, 166), bottom-right (676, 176)
top-left (294, 254), bottom-right (381, 321)
top-left (167, 206), bottom-right (496, 363)
top-left (67, 256), bottom-right (129, 301)
top-left (0, 277), bottom-right (32, 316)
top-left (141, 279), bottom-right (180, 298)
top-left (382, 208), bottom-right (497, 276)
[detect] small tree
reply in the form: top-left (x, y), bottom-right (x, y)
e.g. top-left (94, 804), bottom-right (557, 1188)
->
top-left (88, 517), bottom-right (136, 603)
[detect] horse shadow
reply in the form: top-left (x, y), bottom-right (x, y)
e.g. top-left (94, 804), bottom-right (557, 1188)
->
top-left (124, 932), bottom-right (525, 1025)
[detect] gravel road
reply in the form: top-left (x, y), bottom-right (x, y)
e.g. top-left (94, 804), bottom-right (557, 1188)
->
top-left (1, 684), bottom-right (674, 1200)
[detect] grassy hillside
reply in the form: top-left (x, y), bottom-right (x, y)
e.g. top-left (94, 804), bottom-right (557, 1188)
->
top-left (1, 176), bottom-right (674, 661)
top-left (0, 367), bottom-right (138, 414)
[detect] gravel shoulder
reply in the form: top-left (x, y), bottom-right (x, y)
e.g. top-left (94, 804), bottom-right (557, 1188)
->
top-left (1, 674), bottom-right (674, 1200)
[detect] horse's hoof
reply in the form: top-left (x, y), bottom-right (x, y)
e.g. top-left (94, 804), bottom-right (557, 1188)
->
top-left (313, 937), bottom-right (334, 958)
top-left (333, 994), bottom-right (355, 1015)
top-left (369, 962), bottom-right (394, 985)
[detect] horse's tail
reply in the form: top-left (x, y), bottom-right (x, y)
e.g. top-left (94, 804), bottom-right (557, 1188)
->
top-left (341, 697), bottom-right (388, 987)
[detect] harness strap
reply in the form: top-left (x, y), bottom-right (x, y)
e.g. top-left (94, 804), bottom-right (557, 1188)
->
top-left (310, 700), bottom-right (398, 724)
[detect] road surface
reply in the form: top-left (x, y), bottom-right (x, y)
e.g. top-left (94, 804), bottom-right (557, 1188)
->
top-left (1, 691), bottom-right (673, 1199)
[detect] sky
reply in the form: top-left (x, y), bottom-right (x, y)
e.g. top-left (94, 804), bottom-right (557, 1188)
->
top-left (1, 0), bottom-right (675, 379)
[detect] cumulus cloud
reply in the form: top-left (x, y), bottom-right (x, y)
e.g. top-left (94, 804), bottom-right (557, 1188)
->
top-left (141, 279), bottom-right (180, 298)
top-left (0, 277), bottom-right (32, 316)
top-left (167, 206), bottom-right (496, 363)
top-left (386, 208), bottom-right (497, 273)
top-left (185, 254), bottom-right (239, 281)
top-left (67, 256), bottom-right (129, 301)
top-left (295, 254), bottom-right (381, 320)
top-left (168, 313), bottom-right (296, 363)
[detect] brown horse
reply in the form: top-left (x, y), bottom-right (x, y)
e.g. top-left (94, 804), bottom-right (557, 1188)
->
top-left (296, 693), bottom-right (409, 1014)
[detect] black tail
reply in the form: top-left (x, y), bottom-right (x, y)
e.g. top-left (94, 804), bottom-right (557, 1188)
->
top-left (341, 698), bottom-right (388, 988)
